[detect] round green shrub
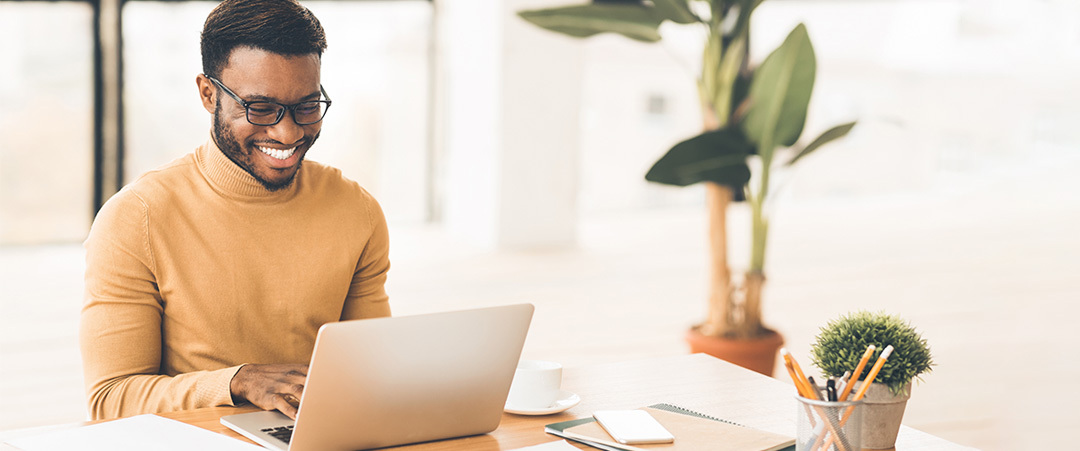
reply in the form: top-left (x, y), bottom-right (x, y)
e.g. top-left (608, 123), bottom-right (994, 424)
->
top-left (810, 311), bottom-right (933, 396)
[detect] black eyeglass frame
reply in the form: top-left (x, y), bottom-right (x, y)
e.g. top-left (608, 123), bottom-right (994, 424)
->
top-left (206, 75), bottom-right (332, 126)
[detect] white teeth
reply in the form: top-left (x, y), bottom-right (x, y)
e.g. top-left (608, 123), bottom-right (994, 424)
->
top-left (258, 146), bottom-right (296, 160)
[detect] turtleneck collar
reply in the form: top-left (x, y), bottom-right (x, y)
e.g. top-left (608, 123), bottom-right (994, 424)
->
top-left (195, 136), bottom-right (301, 202)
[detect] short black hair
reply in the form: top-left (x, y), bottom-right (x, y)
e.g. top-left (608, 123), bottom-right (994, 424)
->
top-left (200, 0), bottom-right (327, 79)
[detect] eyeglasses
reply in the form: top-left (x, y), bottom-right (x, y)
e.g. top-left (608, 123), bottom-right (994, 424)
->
top-left (207, 75), bottom-right (332, 126)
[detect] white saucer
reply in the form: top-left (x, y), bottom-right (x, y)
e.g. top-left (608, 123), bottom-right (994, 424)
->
top-left (504, 390), bottom-right (581, 415)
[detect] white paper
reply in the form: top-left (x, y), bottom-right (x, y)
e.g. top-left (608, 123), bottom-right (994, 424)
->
top-left (509, 440), bottom-right (583, 451)
top-left (5, 414), bottom-right (264, 451)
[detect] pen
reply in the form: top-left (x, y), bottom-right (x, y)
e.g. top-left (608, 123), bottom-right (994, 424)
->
top-left (826, 379), bottom-right (837, 402)
top-left (808, 376), bottom-right (822, 400)
top-left (837, 371), bottom-right (851, 396)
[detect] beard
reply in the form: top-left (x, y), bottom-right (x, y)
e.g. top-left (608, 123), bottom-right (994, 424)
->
top-left (212, 102), bottom-right (318, 192)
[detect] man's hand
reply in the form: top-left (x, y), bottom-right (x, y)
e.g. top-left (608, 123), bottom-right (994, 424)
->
top-left (230, 364), bottom-right (309, 419)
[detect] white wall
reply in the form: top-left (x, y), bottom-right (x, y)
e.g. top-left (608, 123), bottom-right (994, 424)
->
top-left (436, 0), bottom-right (583, 250)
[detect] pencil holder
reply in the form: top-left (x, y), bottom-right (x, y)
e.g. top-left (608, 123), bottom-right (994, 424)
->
top-left (795, 396), bottom-right (863, 451)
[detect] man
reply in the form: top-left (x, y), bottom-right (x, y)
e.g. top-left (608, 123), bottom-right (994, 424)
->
top-left (80, 0), bottom-right (390, 421)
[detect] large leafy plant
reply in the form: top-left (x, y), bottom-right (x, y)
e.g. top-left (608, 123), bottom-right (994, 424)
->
top-left (520, 0), bottom-right (856, 339)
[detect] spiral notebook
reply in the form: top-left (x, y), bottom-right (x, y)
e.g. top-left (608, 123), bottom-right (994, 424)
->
top-left (545, 403), bottom-right (795, 451)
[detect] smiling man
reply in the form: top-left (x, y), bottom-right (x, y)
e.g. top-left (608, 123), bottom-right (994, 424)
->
top-left (79, 0), bottom-right (390, 421)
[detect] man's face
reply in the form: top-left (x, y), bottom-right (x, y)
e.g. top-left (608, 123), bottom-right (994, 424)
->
top-left (201, 47), bottom-right (323, 191)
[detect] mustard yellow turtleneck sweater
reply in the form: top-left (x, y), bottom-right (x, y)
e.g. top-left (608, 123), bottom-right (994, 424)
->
top-left (80, 139), bottom-right (391, 420)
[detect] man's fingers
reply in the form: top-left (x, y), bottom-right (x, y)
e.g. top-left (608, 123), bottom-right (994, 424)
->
top-left (287, 383), bottom-right (305, 397)
top-left (269, 378), bottom-right (304, 400)
top-left (229, 363), bottom-right (310, 415)
top-left (273, 393), bottom-right (299, 420)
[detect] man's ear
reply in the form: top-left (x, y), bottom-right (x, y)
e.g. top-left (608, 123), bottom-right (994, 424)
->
top-left (196, 74), bottom-right (216, 114)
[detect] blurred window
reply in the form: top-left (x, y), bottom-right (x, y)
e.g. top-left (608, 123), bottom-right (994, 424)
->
top-left (0, 2), bottom-right (95, 245)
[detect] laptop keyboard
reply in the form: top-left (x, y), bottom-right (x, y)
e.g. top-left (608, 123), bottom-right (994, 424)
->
top-left (262, 425), bottom-right (294, 444)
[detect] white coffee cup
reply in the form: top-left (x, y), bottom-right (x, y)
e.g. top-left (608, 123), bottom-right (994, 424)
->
top-left (506, 360), bottom-right (562, 409)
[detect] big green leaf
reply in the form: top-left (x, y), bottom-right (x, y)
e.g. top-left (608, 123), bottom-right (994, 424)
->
top-left (741, 23), bottom-right (816, 154)
top-left (518, 4), bottom-right (664, 42)
top-left (787, 121), bottom-right (856, 166)
top-left (645, 127), bottom-right (753, 196)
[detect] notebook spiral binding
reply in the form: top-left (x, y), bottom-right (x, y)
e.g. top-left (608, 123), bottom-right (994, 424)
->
top-left (648, 403), bottom-right (747, 428)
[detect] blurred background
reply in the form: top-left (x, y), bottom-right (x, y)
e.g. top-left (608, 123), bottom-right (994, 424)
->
top-left (2, 0), bottom-right (1078, 449)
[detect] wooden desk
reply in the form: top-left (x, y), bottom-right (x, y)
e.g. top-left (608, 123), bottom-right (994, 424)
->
top-left (1, 354), bottom-right (970, 450)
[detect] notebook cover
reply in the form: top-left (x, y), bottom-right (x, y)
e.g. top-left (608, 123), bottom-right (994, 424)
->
top-left (648, 403), bottom-right (744, 426)
top-left (561, 407), bottom-right (795, 451)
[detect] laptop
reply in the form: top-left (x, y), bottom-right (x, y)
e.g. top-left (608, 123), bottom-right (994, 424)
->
top-left (221, 303), bottom-right (534, 451)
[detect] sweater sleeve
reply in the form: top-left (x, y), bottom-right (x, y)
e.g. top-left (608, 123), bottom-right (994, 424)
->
top-left (80, 189), bottom-right (242, 420)
top-left (340, 195), bottom-right (391, 321)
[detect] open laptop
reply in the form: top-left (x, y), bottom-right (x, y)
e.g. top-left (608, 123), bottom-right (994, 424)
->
top-left (221, 303), bottom-right (534, 451)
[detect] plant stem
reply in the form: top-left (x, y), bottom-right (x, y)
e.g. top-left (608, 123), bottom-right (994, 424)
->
top-left (703, 181), bottom-right (734, 336)
top-left (739, 271), bottom-right (765, 337)
top-left (699, 2), bottom-right (740, 335)
top-left (749, 196), bottom-right (768, 272)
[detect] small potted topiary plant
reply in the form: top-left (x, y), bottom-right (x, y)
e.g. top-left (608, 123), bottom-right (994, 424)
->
top-left (810, 311), bottom-right (934, 450)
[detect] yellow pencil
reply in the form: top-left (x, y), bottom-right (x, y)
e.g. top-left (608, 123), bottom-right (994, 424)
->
top-left (782, 349), bottom-right (825, 448)
top-left (782, 348), bottom-right (819, 399)
top-left (781, 348), bottom-right (813, 398)
top-left (820, 345), bottom-right (895, 451)
top-left (850, 345), bottom-right (893, 402)
top-left (786, 349), bottom-right (818, 400)
top-left (784, 351), bottom-right (849, 451)
top-left (837, 344), bottom-right (875, 401)
top-left (782, 359), bottom-right (807, 397)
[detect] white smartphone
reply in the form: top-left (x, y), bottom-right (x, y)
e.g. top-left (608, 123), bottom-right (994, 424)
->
top-left (593, 410), bottom-right (675, 445)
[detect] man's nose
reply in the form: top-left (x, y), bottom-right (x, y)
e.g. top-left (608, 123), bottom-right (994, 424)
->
top-left (266, 111), bottom-right (304, 145)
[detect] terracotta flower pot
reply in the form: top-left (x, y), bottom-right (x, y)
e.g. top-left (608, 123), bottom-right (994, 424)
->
top-left (851, 381), bottom-right (911, 450)
top-left (685, 327), bottom-right (784, 376)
